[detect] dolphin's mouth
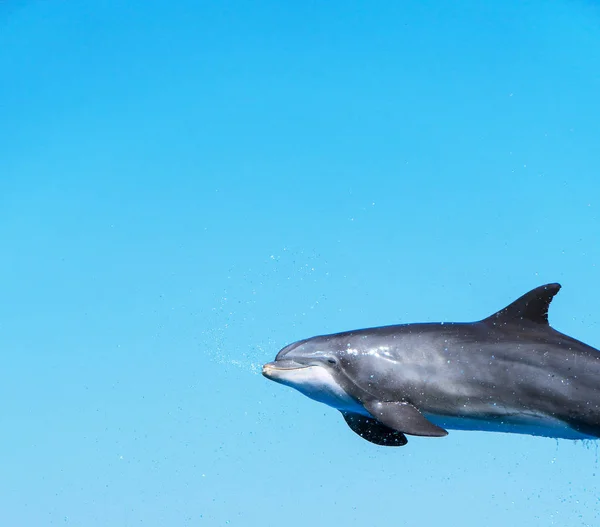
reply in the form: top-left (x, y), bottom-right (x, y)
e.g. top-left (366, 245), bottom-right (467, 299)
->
top-left (262, 360), bottom-right (310, 378)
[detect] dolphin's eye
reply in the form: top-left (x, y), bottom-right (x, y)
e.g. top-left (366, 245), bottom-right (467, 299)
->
top-left (327, 358), bottom-right (337, 365)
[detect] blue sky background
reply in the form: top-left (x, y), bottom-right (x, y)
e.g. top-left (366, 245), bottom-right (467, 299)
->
top-left (1, 0), bottom-right (600, 525)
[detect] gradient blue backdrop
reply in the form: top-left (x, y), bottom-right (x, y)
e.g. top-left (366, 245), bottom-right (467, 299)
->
top-left (1, 1), bottom-right (600, 525)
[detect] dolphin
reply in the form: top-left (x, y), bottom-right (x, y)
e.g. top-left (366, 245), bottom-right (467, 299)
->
top-left (262, 283), bottom-right (600, 446)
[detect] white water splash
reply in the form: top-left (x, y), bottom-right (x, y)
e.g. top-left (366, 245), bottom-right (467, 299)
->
top-left (198, 247), bottom-right (334, 374)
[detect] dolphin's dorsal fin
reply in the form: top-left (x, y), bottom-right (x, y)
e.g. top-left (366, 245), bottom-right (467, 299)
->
top-left (483, 283), bottom-right (561, 326)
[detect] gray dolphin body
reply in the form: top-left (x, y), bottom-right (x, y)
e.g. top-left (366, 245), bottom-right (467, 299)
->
top-left (262, 283), bottom-right (600, 446)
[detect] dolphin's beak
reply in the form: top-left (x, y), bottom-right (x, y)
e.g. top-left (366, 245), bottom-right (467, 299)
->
top-left (262, 359), bottom-right (308, 379)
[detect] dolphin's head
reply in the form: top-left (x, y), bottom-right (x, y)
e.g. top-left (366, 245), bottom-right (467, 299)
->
top-left (262, 337), bottom-right (363, 412)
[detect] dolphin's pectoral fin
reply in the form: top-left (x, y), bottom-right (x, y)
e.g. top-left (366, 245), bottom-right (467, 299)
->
top-left (341, 412), bottom-right (408, 446)
top-left (363, 401), bottom-right (449, 437)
